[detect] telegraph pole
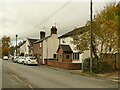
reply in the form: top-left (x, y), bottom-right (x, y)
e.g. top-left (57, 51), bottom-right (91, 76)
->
top-left (90, 0), bottom-right (93, 72)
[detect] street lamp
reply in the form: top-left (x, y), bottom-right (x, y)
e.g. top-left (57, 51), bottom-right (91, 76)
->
top-left (16, 34), bottom-right (18, 56)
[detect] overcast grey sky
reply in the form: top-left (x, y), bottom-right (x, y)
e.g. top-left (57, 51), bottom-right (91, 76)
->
top-left (0, 0), bottom-right (119, 45)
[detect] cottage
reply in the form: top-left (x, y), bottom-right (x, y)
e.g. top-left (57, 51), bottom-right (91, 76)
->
top-left (46, 44), bottom-right (82, 70)
top-left (17, 38), bottom-right (38, 57)
top-left (57, 45), bottom-right (73, 63)
top-left (17, 40), bottom-right (26, 56)
top-left (24, 38), bottom-right (38, 56)
top-left (33, 26), bottom-right (59, 64)
top-left (58, 26), bottom-right (90, 63)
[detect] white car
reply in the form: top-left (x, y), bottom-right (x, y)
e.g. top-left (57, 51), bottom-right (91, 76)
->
top-left (18, 56), bottom-right (26, 64)
top-left (24, 56), bottom-right (38, 65)
top-left (3, 56), bottom-right (9, 60)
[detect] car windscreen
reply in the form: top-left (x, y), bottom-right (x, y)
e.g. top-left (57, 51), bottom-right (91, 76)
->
top-left (19, 57), bottom-right (25, 59)
top-left (29, 57), bottom-right (36, 59)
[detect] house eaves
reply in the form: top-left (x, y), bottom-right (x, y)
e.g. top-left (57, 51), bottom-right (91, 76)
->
top-left (34, 36), bottom-right (51, 44)
top-left (58, 26), bottom-right (89, 39)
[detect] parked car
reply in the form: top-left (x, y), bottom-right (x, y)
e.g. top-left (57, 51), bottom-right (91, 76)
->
top-left (3, 56), bottom-right (9, 60)
top-left (24, 56), bottom-right (38, 65)
top-left (18, 56), bottom-right (26, 64)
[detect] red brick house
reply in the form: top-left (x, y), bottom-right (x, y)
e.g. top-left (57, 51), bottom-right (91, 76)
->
top-left (57, 45), bottom-right (73, 63)
top-left (33, 31), bottom-right (46, 64)
top-left (33, 26), bottom-right (59, 64)
top-left (46, 44), bottom-right (82, 70)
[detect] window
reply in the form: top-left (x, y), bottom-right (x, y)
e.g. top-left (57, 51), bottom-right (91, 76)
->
top-left (53, 54), bottom-right (57, 59)
top-left (66, 54), bottom-right (70, 60)
top-left (62, 38), bottom-right (66, 43)
top-left (60, 54), bottom-right (62, 60)
top-left (73, 53), bottom-right (79, 60)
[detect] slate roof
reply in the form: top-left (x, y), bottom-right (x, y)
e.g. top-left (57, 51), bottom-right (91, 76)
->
top-left (57, 45), bottom-right (73, 53)
top-left (28, 38), bottom-right (39, 46)
top-left (34, 36), bottom-right (51, 44)
top-left (17, 40), bottom-right (26, 48)
top-left (58, 26), bottom-right (89, 38)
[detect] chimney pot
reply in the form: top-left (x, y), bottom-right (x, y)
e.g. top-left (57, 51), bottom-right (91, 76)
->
top-left (40, 31), bottom-right (45, 39)
top-left (51, 26), bottom-right (57, 35)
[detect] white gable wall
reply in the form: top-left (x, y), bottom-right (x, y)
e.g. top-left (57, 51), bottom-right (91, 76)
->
top-left (24, 39), bottom-right (30, 56)
top-left (47, 34), bottom-right (59, 58)
top-left (59, 36), bottom-right (90, 63)
top-left (19, 43), bottom-right (26, 55)
top-left (43, 34), bottom-right (59, 64)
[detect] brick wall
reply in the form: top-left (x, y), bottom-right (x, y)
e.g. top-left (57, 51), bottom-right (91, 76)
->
top-left (45, 60), bottom-right (82, 70)
top-left (33, 43), bottom-right (43, 64)
top-left (57, 46), bottom-right (72, 63)
top-left (102, 53), bottom-right (120, 69)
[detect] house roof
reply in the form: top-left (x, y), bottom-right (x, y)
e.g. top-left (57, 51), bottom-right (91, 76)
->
top-left (57, 45), bottom-right (73, 53)
top-left (58, 26), bottom-right (89, 38)
top-left (17, 40), bottom-right (26, 48)
top-left (34, 36), bottom-right (51, 44)
top-left (28, 38), bottom-right (39, 46)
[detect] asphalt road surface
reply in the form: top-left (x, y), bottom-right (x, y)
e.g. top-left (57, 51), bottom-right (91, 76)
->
top-left (2, 60), bottom-right (118, 88)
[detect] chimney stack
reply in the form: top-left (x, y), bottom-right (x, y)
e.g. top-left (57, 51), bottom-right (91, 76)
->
top-left (40, 31), bottom-right (45, 39)
top-left (51, 26), bottom-right (57, 35)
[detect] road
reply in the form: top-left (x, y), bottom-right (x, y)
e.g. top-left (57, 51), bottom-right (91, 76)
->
top-left (2, 60), bottom-right (118, 88)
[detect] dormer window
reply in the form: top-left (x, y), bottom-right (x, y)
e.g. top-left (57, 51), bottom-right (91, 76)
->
top-left (62, 38), bottom-right (66, 43)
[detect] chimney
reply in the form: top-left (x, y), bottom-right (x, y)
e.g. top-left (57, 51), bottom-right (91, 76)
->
top-left (51, 26), bottom-right (57, 35)
top-left (40, 31), bottom-right (45, 39)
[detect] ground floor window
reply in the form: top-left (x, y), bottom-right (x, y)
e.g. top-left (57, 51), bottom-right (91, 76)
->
top-left (53, 54), bottom-right (57, 59)
top-left (73, 53), bottom-right (79, 60)
top-left (60, 54), bottom-right (62, 60)
top-left (66, 54), bottom-right (70, 60)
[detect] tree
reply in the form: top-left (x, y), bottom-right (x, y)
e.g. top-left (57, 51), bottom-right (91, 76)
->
top-left (93, 3), bottom-right (119, 55)
top-left (10, 46), bottom-right (15, 56)
top-left (2, 36), bottom-right (11, 57)
top-left (72, 2), bottom-right (119, 59)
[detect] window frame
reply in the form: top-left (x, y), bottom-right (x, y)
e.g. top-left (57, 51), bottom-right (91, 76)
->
top-left (73, 53), bottom-right (79, 60)
top-left (60, 53), bottom-right (62, 60)
top-left (66, 54), bottom-right (70, 60)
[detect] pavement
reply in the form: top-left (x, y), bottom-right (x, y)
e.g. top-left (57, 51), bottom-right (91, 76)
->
top-left (43, 65), bottom-right (120, 83)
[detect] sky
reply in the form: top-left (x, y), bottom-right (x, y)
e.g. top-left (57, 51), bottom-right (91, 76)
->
top-left (0, 0), bottom-right (119, 45)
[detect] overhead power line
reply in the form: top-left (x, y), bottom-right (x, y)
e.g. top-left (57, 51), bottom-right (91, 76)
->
top-left (21, 0), bottom-right (72, 35)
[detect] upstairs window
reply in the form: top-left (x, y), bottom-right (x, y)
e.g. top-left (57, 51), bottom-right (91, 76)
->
top-left (62, 38), bottom-right (66, 43)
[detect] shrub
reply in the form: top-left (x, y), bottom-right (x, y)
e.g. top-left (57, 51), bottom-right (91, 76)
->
top-left (83, 57), bottom-right (91, 72)
top-left (83, 57), bottom-right (113, 74)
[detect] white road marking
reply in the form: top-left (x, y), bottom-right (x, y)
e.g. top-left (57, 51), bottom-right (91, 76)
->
top-left (12, 74), bottom-right (34, 89)
top-left (12, 74), bottom-right (23, 83)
